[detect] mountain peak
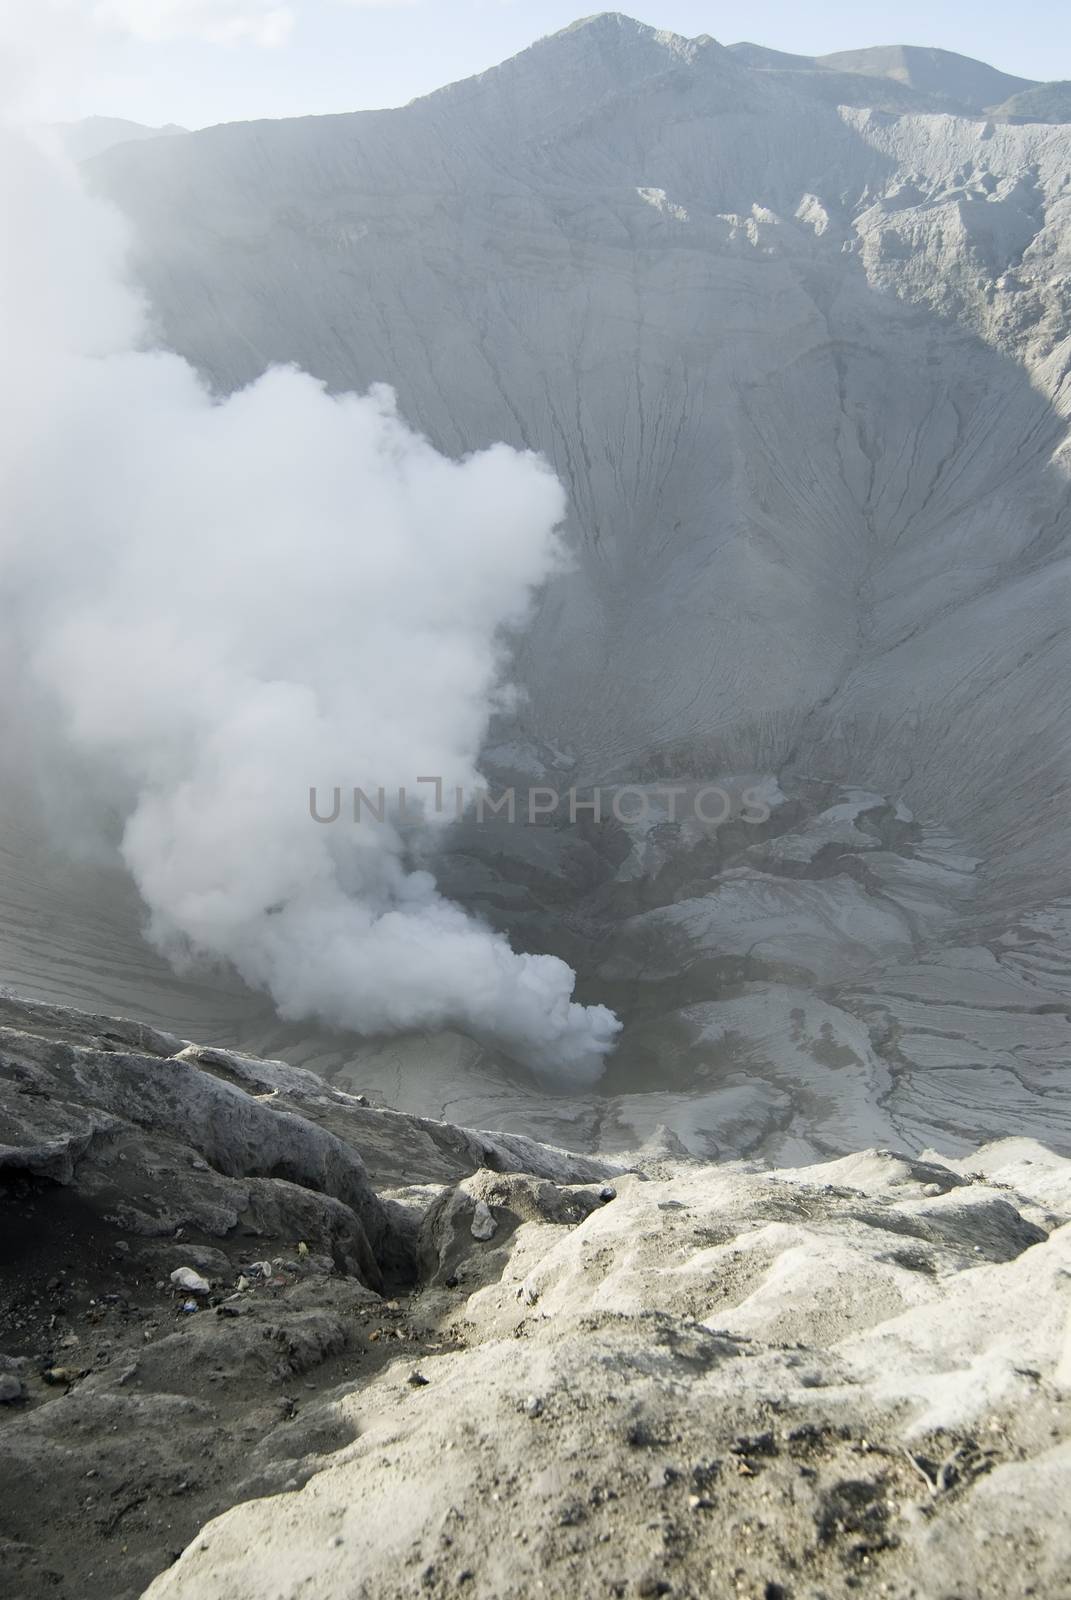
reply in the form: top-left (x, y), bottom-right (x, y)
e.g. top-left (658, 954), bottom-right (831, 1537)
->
top-left (557, 12), bottom-right (714, 53)
top-left (517, 11), bottom-right (724, 71)
top-left (410, 11), bottom-right (730, 126)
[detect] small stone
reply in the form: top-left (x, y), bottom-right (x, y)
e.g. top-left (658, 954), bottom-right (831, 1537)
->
top-left (408, 1370), bottom-right (430, 1387)
top-left (470, 1201), bottom-right (497, 1241)
top-left (599, 1185), bottom-right (617, 1202)
top-left (523, 1394), bottom-right (544, 1417)
top-left (732, 1431), bottom-right (777, 1458)
top-left (922, 1183), bottom-right (943, 1197)
top-left (0, 1373), bottom-right (23, 1404)
top-left (170, 1267), bottom-right (210, 1296)
top-left (180, 1300), bottom-right (199, 1314)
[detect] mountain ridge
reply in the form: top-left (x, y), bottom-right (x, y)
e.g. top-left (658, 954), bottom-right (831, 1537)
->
top-left (53, 115), bottom-right (187, 162)
top-left (816, 42), bottom-right (1035, 107)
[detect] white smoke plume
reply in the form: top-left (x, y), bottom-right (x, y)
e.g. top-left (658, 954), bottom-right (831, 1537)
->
top-left (0, 130), bottom-right (621, 1082)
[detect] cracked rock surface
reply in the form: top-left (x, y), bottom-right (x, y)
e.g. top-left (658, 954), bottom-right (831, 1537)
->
top-left (0, 994), bottom-right (618, 1600)
top-left (2, 998), bottom-right (1070, 1600)
top-left (148, 1109), bottom-right (1071, 1600)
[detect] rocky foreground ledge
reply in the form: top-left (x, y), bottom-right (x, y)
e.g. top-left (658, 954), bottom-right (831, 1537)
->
top-left (1, 992), bottom-right (1070, 1600)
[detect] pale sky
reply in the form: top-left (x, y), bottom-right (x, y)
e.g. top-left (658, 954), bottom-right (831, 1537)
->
top-left (33, 0), bottom-right (1071, 129)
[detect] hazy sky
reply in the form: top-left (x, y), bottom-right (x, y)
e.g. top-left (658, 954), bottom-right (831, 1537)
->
top-left (34, 1), bottom-right (1071, 129)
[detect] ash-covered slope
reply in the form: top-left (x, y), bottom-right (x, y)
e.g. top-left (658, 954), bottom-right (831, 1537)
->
top-left (994, 80), bottom-right (1071, 123)
top-left (4, 12), bottom-right (1070, 1161)
top-left (82, 12), bottom-right (1071, 901)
